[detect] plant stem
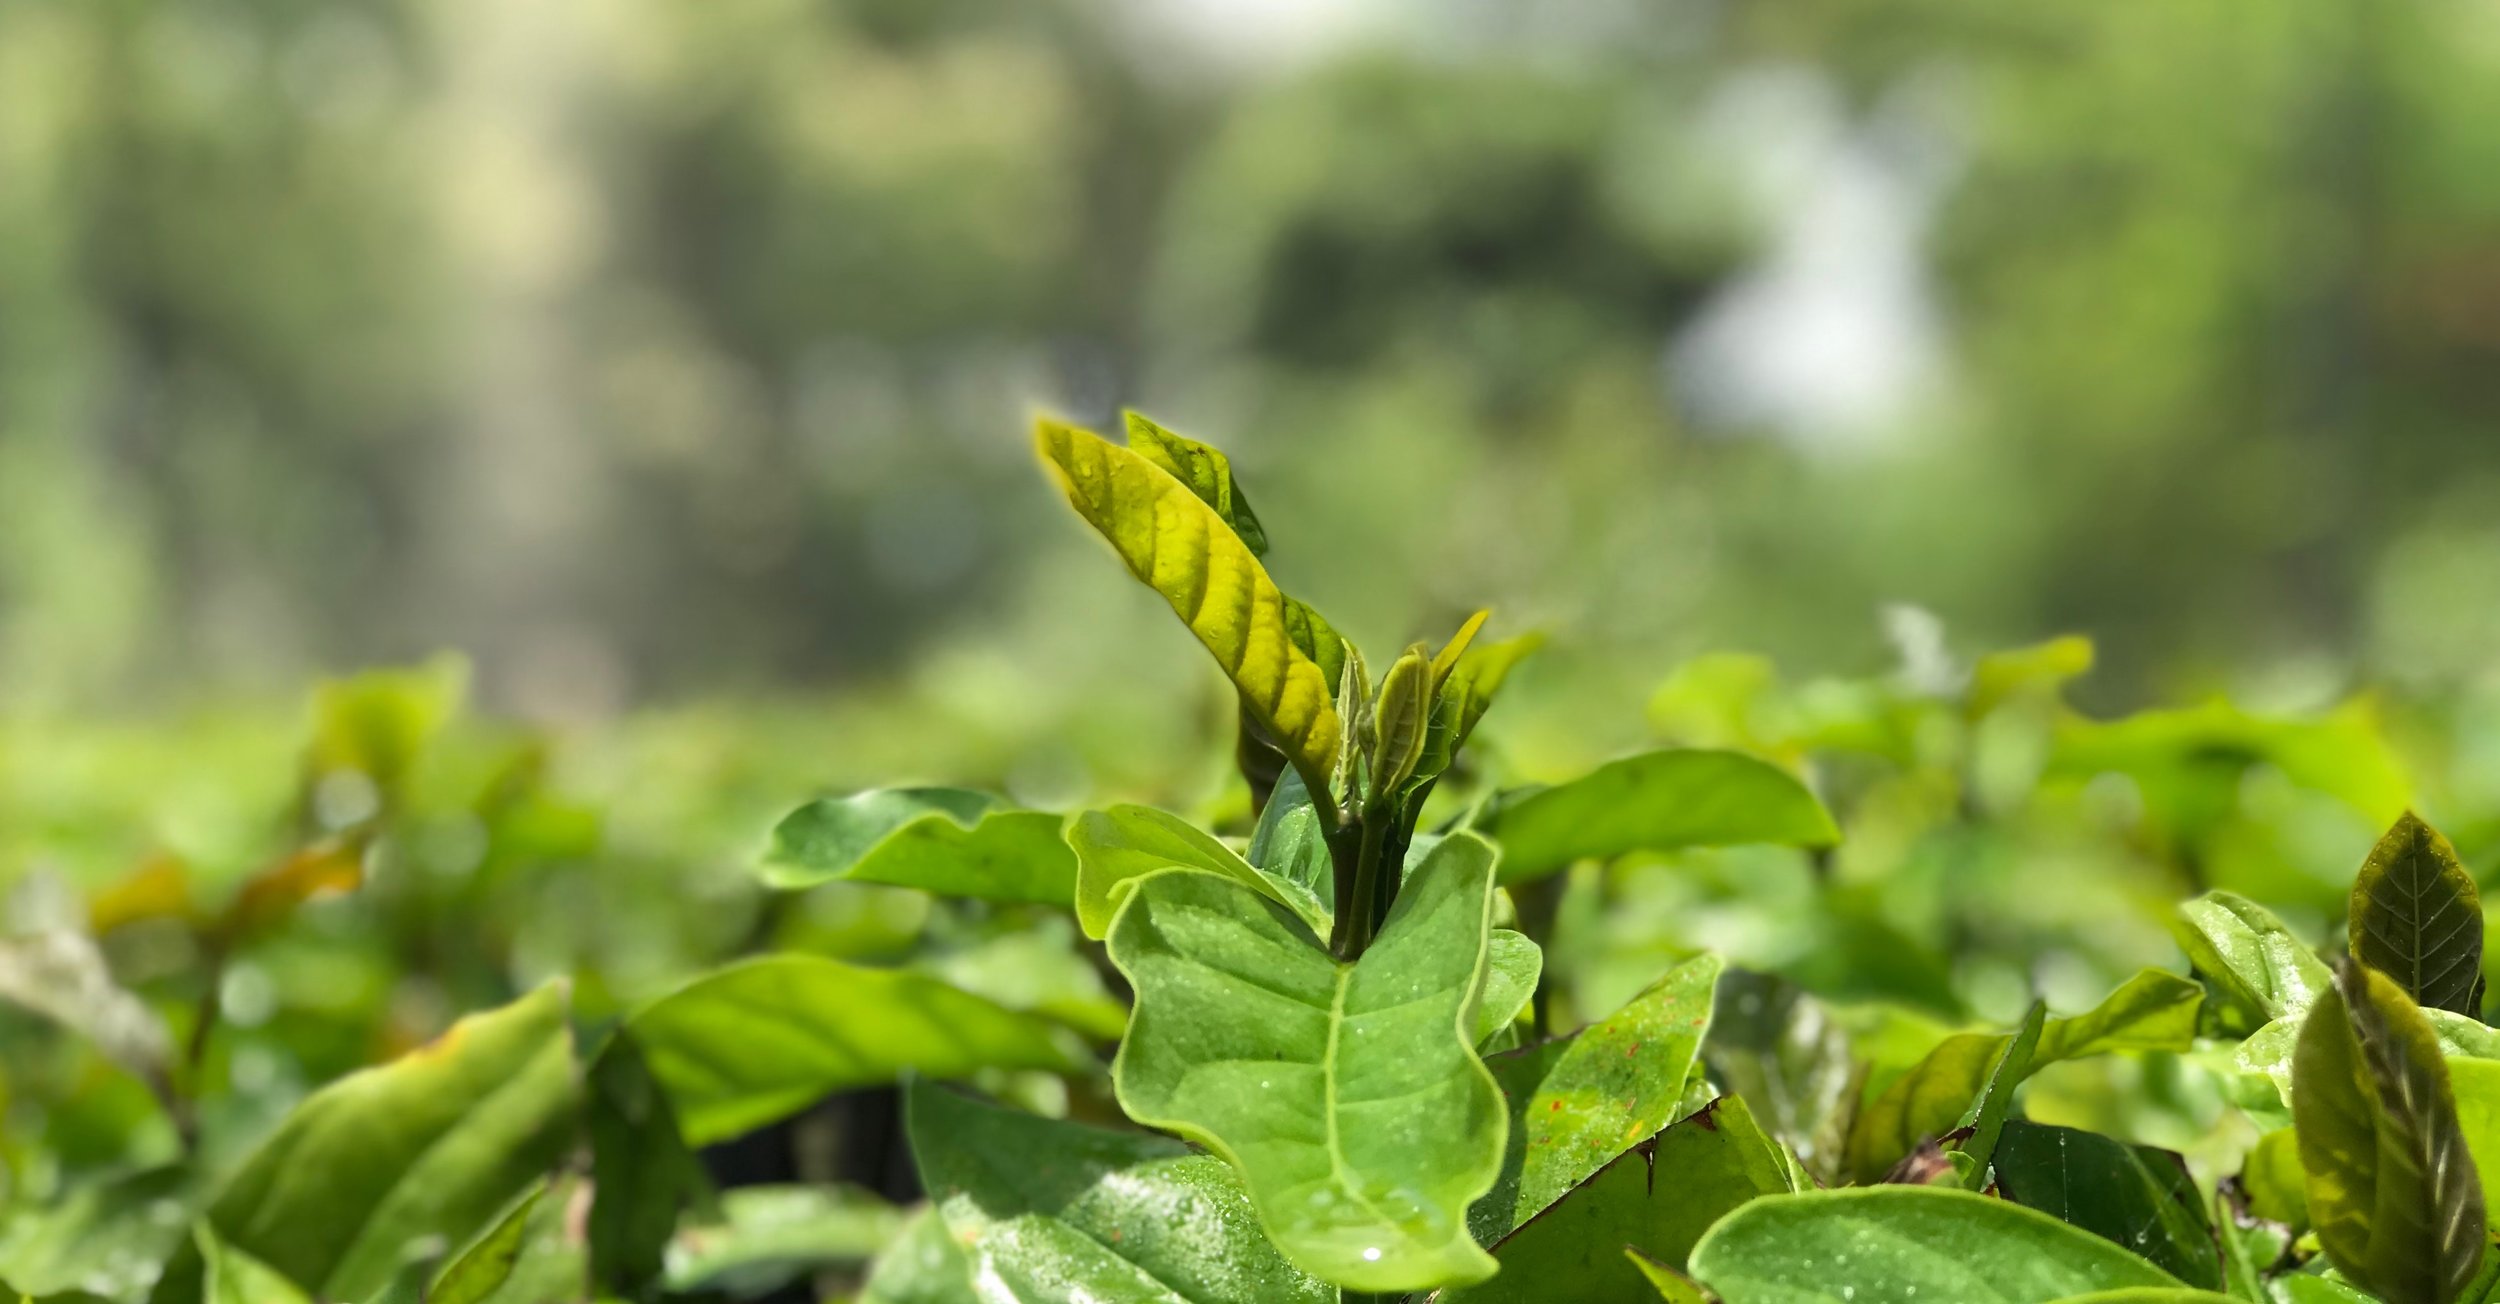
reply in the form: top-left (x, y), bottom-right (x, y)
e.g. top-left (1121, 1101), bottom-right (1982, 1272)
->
top-left (1328, 805), bottom-right (1395, 960)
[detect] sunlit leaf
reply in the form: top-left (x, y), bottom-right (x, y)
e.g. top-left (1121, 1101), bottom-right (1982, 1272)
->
top-left (909, 1081), bottom-right (1333, 1303)
top-left (1069, 803), bottom-right (1327, 941)
top-left (1472, 930), bottom-right (1542, 1048)
top-left (0, 1166), bottom-right (201, 1301)
top-left (1480, 749), bottom-right (1837, 886)
top-left (1968, 635), bottom-right (2094, 717)
top-left (1037, 419), bottom-right (1341, 791)
top-left (764, 788), bottom-right (1076, 905)
top-left (1689, 1186), bottom-right (2190, 1303)
top-left (196, 1227), bottom-right (310, 1304)
top-left (430, 1185), bottom-right (543, 1304)
top-left (2349, 813), bottom-right (2484, 1018)
top-left (2175, 891), bottom-right (2333, 1031)
top-left (1443, 1096), bottom-right (1793, 1304)
top-left (1847, 970), bottom-right (2202, 1181)
top-left (1123, 411), bottom-right (1271, 557)
top-left (666, 1184), bottom-right (904, 1298)
top-left (1106, 834), bottom-right (1506, 1292)
top-left (1992, 1122), bottom-right (2223, 1289)
top-left (626, 955), bottom-right (1088, 1146)
top-left (2293, 957), bottom-right (2484, 1304)
top-left (856, 1209), bottom-right (979, 1304)
top-left (1946, 1001), bottom-right (2045, 1188)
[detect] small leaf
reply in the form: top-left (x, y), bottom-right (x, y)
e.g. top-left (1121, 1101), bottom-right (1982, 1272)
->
top-left (1471, 953), bottom-right (1724, 1240)
top-left (1106, 833), bottom-right (1507, 1292)
top-left (1480, 749), bottom-right (1838, 886)
top-left (1368, 648), bottom-right (1433, 806)
top-left (1627, 1250), bottom-right (1711, 1303)
top-left (856, 1209), bottom-right (979, 1304)
top-left (2293, 956), bottom-right (2485, 1304)
top-left (2240, 1127), bottom-right (2309, 1231)
top-left (1123, 410), bottom-right (1271, 556)
top-left (196, 1227), bottom-right (311, 1304)
top-left (1947, 1001), bottom-right (2046, 1188)
top-left (1068, 803), bottom-right (1327, 941)
top-left (764, 788), bottom-right (1076, 905)
top-left (1968, 635), bottom-right (2094, 717)
top-left (1473, 930), bottom-right (1543, 1047)
top-left (666, 1185), bottom-right (906, 1297)
top-left (1038, 419), bottom-right (1341, 792)
top-left (1689, 1186), bottom-right (2190, 1304)
top-left (431, 1186), bottom-right (544, 1304)
top-left (1442, 1097), bottom-right (1794, 1304)
top-left (1993, 1122), bottom-right (2225, 1289)
top-left (2175, 891), bottom-right (2333, 1029)
top-left (1248, 767), bottom-right (1333, 906)
top-left (1849, 970), bottom-right (2203, 1181)
top-left (2349, 812), bottom-right (2485, 1018)
top-left (909, 1082), bottom-right (1333, 1304)
top-left (214, 841), bottom-right (365, 945)
top-left (586, 1029), bottom-right (705, 1296)
top-left (627, 955), bottom-right (1087, 1146)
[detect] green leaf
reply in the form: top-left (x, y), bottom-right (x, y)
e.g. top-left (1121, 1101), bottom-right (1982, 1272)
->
top-left (2240, 1128), bottom-right (2309, 1231)
top-left (2041, 1293), bottom-right (2244, 1303)
top-left (586, 1029), bottom-right (705, 1296)
top-left (1070, 803), bottom-right (1328, 941)
top-left (1480, 749), bottom-right (1838, 886)
top-left (0, 1165), bottom-right (200, 1301)
top-left (1848, 970), bottom-right (2203, 1181)
top-left (1123, 411), bottom-right (1271, 557)
top-left (1249, 767), bottom-right (1333, 906)
top-left (2350, 813), bottom-right (2485, 1018)
top-left (2268, 1278), bottom-right (2379, 1304)
top-left (666, 1185), bottom-right (905, 1297)
top-left (1968, 635), bottom-right (2094, 718)
top-left (2238, 1006), bottom-right (2500, 1112)
top-left (196, 1228), bottom-right (311, 1304)
top-left (158, 984), bottom-right (579, 1304)
top-left (1992, 1122), bottom-right (2224, 1289)
top-left (430, 1186), bottom-right (542, 1304)
top-left (1442, 1097), bottom-right (1794, 1304)
top-left (1403, 621), bottom-right (1540, 810)
top-left (918, 918), bottom-right (1131, 1041)
top-left (764, 788), bottom-right (1076, 905)
top-left (1473, 930), bottom-right (1542, 1047)
top-left (2216, 1183), bottom-right (2293, 1301)
top-left (1106, 833), bottom-right (1506, 1292)
top-left (2175, 891), bottom-right (2334, 1029)
top-left (1948, 1001), bottom-right (2046, 1188)
top-left (1627, 1250), bottom-right (1711, 1303)
top-left (1707, 975), bottom-right (1861, 1186)
top-left (626, 955), bottom-right (1087, 1146)
top-left (1471, 954), bottom-right (1725, 1240)
top-left (1688, 1186), bottom-right (2190, 1304)
top-left (909, 1082), bottom-right (1334, 1304)
top-left (2292, 956), bottom-right (2485, 1304)
top-left (857, 1209), bottom-right (980, 1304)
top-left (1038, 418), bottom-right (1341, 791)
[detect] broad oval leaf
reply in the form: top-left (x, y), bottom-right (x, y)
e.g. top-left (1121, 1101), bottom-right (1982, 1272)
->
top-left (1481, 749), bottom-right (1838, 886)
top-left (2293, 957), bottom-right (2485, 1304)
top-left (908, 1081), bottom-right (1333, 1304)
top-left (1037, 419), bottom-right (1341, 790)
top-left (2175, 890), bottom-right (2333, 1028)
top-left (1471, 953), bottom-right (1725, 1240)
top-left (1106, 833), bottom-right (1506, 1292)
top-left (1848, 970), bottom-right (2203, 1181)
top-left (764, 788), bottom-right (1076, 905)
top-left (1992, 1122), bottom-right (2223, 1289)
top-left (1069, 803), bottom-right (1327, 941)
top-left (1123, 411), bottom-right (1270, 557)
top-left (1443, 1097), bottom-right (1794, 1304)
top-left (626, 955), bottom-right (1087, 1146)
top-left (2349, 813), bottom-right (2484, 1018)
top-left (155, 984), bottom-right (579, 1304)
top-left (1688, 1186), bottom-right (2189, 1304)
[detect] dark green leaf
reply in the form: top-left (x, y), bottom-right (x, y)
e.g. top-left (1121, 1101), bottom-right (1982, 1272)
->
top-left (1106, 833), bottom-right (1506, 1291)
top-left (1707, 974), bottom-right (1861, 1186)
top-left (586, 1029), bottom-right (705, 1296)
top-left (909, 1082), bottom-right (1333, 1303)
top-left (1481, 749), bottom-right (1838, 886)
top-left (1992, 1122), bottom-right (2224, 1289)
top-left (1688, 1186), bottom-right (2190, 1303)
top-left (1442, 1097), bottom-right (1794, 1304)
top-left (763, 788), bottom-right (1076, 905)
top-left (2293, 956), bottom-right (2485, 1304)
top-left (627, 955), bottom-right (1087, 1146)
top-left (2350, 813), bottom-right (2485, 1018)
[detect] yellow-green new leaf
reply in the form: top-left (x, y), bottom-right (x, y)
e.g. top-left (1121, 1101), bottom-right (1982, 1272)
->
top-left (2350, 813), bottom-right (2485, 1018)
top-left (1124, 411), bottom-right (1271, 557)
top-left (1106, 834), bottom-right (1507, 1293)
top-left (2293, 957), bottom-right (2485, 1304)
top-left (1037, 419), bottom-right (1340, 788)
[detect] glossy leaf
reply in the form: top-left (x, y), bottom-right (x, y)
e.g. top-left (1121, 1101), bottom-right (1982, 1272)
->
top-left (159, 984), bottom-right (578, 1304)
top-left (626, 955), bottom-right (1086, 1146)
top-left (1442, 1097), bottom-right (1794, 1304)
top-left (1689, 1186), bottom-right (2189, 1303)
top-left (1123, 411), bottom-right (1270, 557)
top-left (909, 1082), bottom-right (1334, 1304)
top-left (1481, 749), bottom-right (1838, 886)
top-left (1106, 833), bottom-right (1506, 1292)
top-left (1472, 953), bottom-right (1724, 1240)
top-left (1249, 767), bottom-right (1333, 906)
top-left (1473, 930), bottom-right (1542, 1047)
top-left (857, 1209), bottom-right (980, 1304)
top-left (1849, 970), bottom-right (2203, 1181)
top-left (1993, 1122), bottom-right (2224, 1289)
top-left (1070, 803), bottom-right (1327, 941)
top-left (2293, 957), bottom-right (2485, 1304)
top-left (2175, 891), bottom-right (2334, 1029)
top-left (764, 788), bottom-right (1076, 905)
top-left (1037, 419), bottom-right (1340, 789)
top-left (2349, 813), bottom-right (2484, 1018)
top-left (666, 1184), bottom-right (905, 1297)
top-left (431, 1186), bottom-right (542, 1304)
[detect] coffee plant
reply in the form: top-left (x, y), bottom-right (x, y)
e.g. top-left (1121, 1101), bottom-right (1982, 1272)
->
top-left (4, 413), bottom-right (2500, 1304)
